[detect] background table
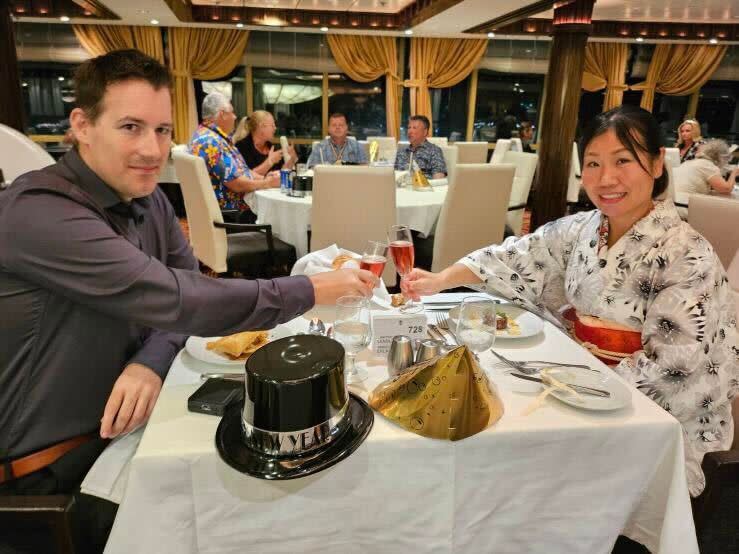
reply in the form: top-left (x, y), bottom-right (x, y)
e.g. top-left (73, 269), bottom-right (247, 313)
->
top-left (105, 303), bottom-right (698, 554)
top-left (253, 186), bottom-right (448, 257)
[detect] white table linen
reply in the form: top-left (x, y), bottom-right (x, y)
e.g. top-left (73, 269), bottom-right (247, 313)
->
top-left (105, 301), bottom-right (698, 554)
top-left (253, 186), bottom-right (448, 257)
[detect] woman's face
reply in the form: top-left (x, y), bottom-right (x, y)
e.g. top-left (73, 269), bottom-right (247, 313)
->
top-left (258, 115), bottom-right (277, 141)
top-left (582, 129), bottom-right (663, 226)
top-left (679, 124), bottom-right (694, 144)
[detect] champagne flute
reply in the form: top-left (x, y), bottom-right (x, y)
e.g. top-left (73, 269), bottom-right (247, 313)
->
top-left (359, 240), bottom-right (388, 278)
top-left (388, 225), bottom-right (422, 313)
top-left (456, 298), bottom-right (499, 358)
top-left (334, 296), bottom-right (372, 384)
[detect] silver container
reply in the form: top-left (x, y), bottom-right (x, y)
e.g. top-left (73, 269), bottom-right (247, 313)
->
top-left (387, 335), bottom-right (415, 377)
top-left (415, 339), bottom-right (442, 363)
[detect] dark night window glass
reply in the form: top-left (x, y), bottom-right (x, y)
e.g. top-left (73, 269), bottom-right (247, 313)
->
top-left (253, 68), bottom-right (323, 139)
top-left (328, 74), bottom-right (386, 139)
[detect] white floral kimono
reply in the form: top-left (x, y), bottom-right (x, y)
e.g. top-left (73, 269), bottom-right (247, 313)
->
top-left (459, 199), bottom-right (739, 496)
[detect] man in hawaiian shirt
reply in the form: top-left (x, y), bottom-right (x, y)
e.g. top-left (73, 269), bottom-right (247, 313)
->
top-left (306, 113), bottom-right (367, 168)
top-left (188, 92), bottom-right (278, 222)
top-left (394, 115), bottom-right (447, 179)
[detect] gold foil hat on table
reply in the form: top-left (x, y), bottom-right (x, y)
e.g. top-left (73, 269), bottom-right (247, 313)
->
top-left (411, 169), bottom-right (431, 190)
top-left (369, 346), bottom-right (503, 441)
top-left (368, 140), bottom-right (379, 164)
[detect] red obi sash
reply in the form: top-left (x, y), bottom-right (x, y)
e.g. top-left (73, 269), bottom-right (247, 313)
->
top-left (562, 308), bottom-right (642, 366)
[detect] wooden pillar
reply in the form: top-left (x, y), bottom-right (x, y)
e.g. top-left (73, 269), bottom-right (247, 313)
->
top-left (685, 89), bottom-right (701, 120)
top-left (0, 0), bottom-right (24, 132)
top-left (321, 72), bottom-right (329, 138)
top-left (530, 0), bottom-right (595, 230)
top-left (465, 68), bottom-right (479, 141)
top-left (397, 37), bottom-right (406, 137)
top-left (245, 65), bottom-right (254, 116)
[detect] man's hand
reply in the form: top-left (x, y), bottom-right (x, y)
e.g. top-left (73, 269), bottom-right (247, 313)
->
top-left (264, 171), bottom-right (280, 189)
top-left (100, 363), bottom-right (162, 439)
top-left (309, 269), bottom-right (379, 305)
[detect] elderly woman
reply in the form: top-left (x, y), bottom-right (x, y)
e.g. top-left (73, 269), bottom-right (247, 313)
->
top-left (674, 139), bottom-right (738, 196)
top-left (404, 106), bottom-right (738, 500)
top-left (236, 110), bottom-right (297, 175)
top-left (676, 119), bottom-right (705, 163)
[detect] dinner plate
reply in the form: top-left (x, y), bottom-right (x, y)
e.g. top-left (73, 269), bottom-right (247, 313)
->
top-left (547, 368), bottom-right (632, 411)
top-left (185, 325), bottom-right (295, 368)
top-left (449, 302), bottom-right (544, 340)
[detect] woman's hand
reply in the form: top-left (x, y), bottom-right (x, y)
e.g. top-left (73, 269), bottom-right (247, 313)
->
top-left (266, 146), bottom-right (283, 166)
top-left (401, 268), bottom-right (447, 301)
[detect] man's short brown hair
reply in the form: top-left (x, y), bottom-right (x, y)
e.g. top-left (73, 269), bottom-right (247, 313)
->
top-left (329, 112), bottom-right (348, 125)
top-left (74, 49), bottom-right (172, 122)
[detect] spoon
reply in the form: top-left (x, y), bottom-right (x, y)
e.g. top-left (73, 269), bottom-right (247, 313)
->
top-left (308, 317), bottom-right (326, 336)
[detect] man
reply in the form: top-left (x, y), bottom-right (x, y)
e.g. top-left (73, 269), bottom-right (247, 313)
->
top-left (394, 115), bottom-right (447, 179)
top-left (519, 121), bottom-right (535, 153)
top-left (189, 92), bottom-right (277, 223)
top-left (0, 50), bottom-right (376, 553)
top-left (307, 113), bottom-right (367, 168)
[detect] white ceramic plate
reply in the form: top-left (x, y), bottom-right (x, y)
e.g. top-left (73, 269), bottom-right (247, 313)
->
top-left (185, 325), bottom-right (294, 368)
top-left (449, 303), bottom-right (544, 340)
top-left (547, 368), bottom-right (632, 411)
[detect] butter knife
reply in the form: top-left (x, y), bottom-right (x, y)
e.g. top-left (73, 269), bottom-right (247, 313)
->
top-left (428, 323), bottom-right (457, 346)
top-left (509, 372), bottom-right (610, 397)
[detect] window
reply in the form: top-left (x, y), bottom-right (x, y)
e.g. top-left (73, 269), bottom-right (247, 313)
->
top-left (433, 79), bottom-right (469, 141)
top-left (252, 68), bottom-right (323, 139)
top-left (328, 74), bottom-right (385, 139)
top-left (20, 62), bottom-right (77, 135)
top-left (197, 66), bottom-right (247, 121)
top-left (696, 81), bottom-right (738, 144)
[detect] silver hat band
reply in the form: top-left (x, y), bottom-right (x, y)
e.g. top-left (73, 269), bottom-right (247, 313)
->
top-left (241, 401), bottom-right (349, 457)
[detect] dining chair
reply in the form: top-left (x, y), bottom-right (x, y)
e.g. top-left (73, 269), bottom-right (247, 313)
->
top-left (454, 142), bottom-right (489, 164)
top-left (664, 147), bottom-right (681, 169)
top-left (489, 139), bottom-right (511, 165)
top-left (427, 136), bottom-right (448, 147)
top-left (0, 495), bottom-right (77, 554)
top-left (431, 163), bottom-right (515, 272)
top-left (688, 194), bottom-right (739, 268)
top-left (510, 138), bottom-right (523, 152)
top-left (311, 165), bottom-right (396, 285)
top-left (440, 144), bottom-right (458, 187)
top-left (366, 136), bottom-right (397, 163)
top-left (498, 151), bottom-right (538, 236)
top-left (566, 142), bottom-right (582, 209)
top-left (172, 149), bottom-right (296, 278)
top-left (0, 123), bottom-right (55, 184)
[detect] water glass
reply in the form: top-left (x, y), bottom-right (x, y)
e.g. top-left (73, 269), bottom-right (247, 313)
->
top-left (456, 298), bottom-right (499, 357)
top-left (334, 296), bottom-right (372, 384)
top-left (296, 163), bottom-right (308, 176)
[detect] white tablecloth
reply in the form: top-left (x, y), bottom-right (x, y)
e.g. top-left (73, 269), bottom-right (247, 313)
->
top-left (253, 186), bottom-right (448, 257)
top-left (105, 303), bottom-right (697, 554)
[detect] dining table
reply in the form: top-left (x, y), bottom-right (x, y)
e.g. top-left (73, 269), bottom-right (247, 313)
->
top-left (102, 294), bottom-right (698, 554)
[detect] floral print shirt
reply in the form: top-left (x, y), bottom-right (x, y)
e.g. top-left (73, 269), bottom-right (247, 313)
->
top-left (459, 200), bottom-right (738, 496)
top-left (678, 139), bottom-right (705, 163)
top-left (394, 140), bottom-right (447, 178)
top-left (188, 124), bottom-right (252, 211)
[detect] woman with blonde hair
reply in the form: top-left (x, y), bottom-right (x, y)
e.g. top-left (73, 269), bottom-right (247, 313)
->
top-left (236, 110), bottom-right (297, 175)
top-left (676, 119), bottom-right (705, 163)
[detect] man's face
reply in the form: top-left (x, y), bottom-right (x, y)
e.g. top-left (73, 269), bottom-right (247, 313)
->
top-left (407, 119), bottom-right (428, 146)
top-left (216, 103), bottom-right (237, 135)
top-left (328, 116), bottom-right (348, 143)
top-left (71, 80), bottom-right (172, 201)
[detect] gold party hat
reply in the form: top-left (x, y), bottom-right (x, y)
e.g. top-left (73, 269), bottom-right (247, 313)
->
top-left (412, 169), bottom-right (431, 189)
top-left (368, 140), bottom-right (379, 164)
top-left (369, 346), bottom-right (503, 441)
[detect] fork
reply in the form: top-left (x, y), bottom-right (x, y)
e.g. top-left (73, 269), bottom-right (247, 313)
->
top-left (433, 312), bottom-right (458, 345)
top-left (490, 349), bottom-right (598, 373)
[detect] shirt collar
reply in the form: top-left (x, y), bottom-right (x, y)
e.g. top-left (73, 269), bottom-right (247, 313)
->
top-left (203, 123), bottom-right (234, 144)
top-left (408, 140), bottom-right (429, 152)
top-left (60, 148), bottom-right (150, 221)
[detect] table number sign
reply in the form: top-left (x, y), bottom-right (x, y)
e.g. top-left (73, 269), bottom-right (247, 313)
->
top-left (372, 312), bottom-right (427, 355)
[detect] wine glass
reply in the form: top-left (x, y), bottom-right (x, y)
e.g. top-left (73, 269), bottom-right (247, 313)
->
top-left (456, 298), bottom-right (499, 359)
top-left (388, 225), bottom-right (422, 313)
top-left (359, 240), bottom-right (388, 279)
top-left (334, 296), bottom-right (373, 384)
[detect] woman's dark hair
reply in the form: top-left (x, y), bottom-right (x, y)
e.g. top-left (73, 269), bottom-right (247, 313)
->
top-left (579, 105), bottom-right (668, 199)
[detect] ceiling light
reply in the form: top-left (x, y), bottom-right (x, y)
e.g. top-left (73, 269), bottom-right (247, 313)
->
top-left (320, 26), bottom-right (328, 32)
top-left (487, 32), bottom-right (495, 38)
top-left (59, 15), bottom-right (70, 22)
top-left (709, 38), bottom-right (718, 44)
top-left (404, 29), bottom-right (413, 35)
top-left (514, 82), bottom-right (520, 86)
top-left (236, 22), bottom-right (244, 28)
top-left (22, 82), bottom-right (28, 87)
top-left (58, 76), bottom-right (65, 81)
top-left (150, 19), bottom-right (159, 25)
top-left (636, 37), bottom-right (644, 42)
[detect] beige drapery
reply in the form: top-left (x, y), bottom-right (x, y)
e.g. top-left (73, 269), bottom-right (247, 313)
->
top-left (72, 25), bottom-right (164, 62)
top-left (631, 44), bottom-right (727, 112)
top-left (404, 37), bottom-right (487, 132)
top-left (581, 42), bottom-right (629, 112)
top-left (327, 35), bottom-right (400, 139)
top-left (168, 27), bottom-right (249, 144)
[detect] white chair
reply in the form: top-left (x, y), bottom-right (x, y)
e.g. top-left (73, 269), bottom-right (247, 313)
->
top-left (664, 147), bottom-right (681, 169)
top-left (566, 142), bottom-right (582, 206)
top-left (688, 194), bottom-right (739, 269)
top-left (500, 151), bottom-right (538, 235)
top-left (0, 124), bottom-right (55, 184)
top-left (172, 149), bottom-right (296, 276)
top-left (454, 142), bottom-right (489, 164)
top-left (490, 139), bottom-right (512, 165)
top-left (510, 138), bottom-right (523, 152)
top-left (366, 136), bottom-right (397, 163)
top-left (427, 137), bottom-right (448, 147)
top-left (440, 144), bottom-right (458, 186)
top-left (431, 164), bottom-right (515, 272)
top-left (311, 166), bottom-right (397, 285)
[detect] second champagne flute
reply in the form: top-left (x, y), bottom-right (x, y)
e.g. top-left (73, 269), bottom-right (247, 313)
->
top-left (388, 225), bottom-right (422, 313)
top-left (359, 240), bottom-right (388, 278)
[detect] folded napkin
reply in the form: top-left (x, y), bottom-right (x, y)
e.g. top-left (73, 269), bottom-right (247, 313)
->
top-left (80, 427), bottom-right (144, 504)
top-left (291, 244), bottom-right (392, 308)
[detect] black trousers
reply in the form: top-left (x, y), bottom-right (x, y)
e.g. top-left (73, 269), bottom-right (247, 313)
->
top-left (0, 439), bottom-right (118, 554)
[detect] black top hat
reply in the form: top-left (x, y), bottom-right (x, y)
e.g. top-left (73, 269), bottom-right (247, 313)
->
top-left (216, 335), bottom-right (373, 480)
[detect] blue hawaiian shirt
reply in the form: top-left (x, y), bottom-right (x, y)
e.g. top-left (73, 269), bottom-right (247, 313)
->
top-left (188, 124), bottom-right (252, 211)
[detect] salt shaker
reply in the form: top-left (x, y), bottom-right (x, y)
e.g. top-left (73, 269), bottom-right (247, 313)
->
top-left (387, 335), bottom-right (414, 377)
top-left (415, 339), bottom-right (442, 363)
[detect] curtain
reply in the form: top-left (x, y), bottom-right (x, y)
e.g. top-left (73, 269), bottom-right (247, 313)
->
top-left (404, 38), bottom-right (487, 132)
top-left (169, 28), bottom-right (249, 144)
top-left (327, 35), bottom-right (400, 139)
top-left (631, 44), bottom-right (727, 112)
top-left (581, 42), bottom-right (629, 111)
top-left (72, 25), bottom-right (164, 62)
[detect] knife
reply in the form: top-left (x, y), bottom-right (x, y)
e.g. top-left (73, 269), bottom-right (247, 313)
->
top-left (509, 372), bottom-right (610, 397)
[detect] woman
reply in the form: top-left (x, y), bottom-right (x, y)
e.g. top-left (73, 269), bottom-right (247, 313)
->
top-left (404, 106), bottom-right (738, 500)
top-left (674, 139), bottom-right (738, 197)
top-left (676, 119), bottom-right (705, 163)
top-left (519, 121), bottom-right (535, 153)
top-left (236, 110), bottom-right (297, 175)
